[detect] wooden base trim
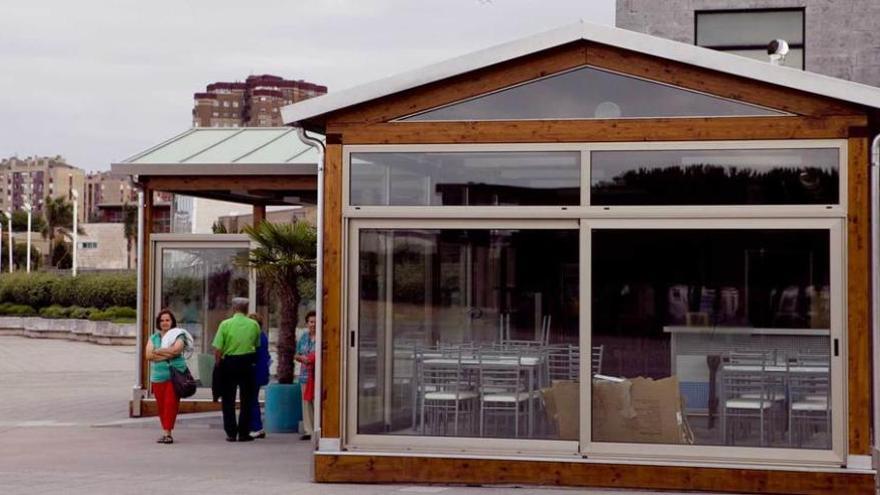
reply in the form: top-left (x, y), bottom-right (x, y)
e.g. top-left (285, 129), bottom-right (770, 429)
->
top-left (314, 454), bottom-right (875, 495)
top-left (136, 399), bottom-right (223, 417)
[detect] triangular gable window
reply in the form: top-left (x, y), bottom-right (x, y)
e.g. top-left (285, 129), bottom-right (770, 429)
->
top-left (400, 66), bottom-right (786, 121)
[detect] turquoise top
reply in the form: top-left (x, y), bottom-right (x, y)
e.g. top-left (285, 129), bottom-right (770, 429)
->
top-left (149, 333), bottom-right (187, 383)
top-left (212, 313), bottom-right (261, 356)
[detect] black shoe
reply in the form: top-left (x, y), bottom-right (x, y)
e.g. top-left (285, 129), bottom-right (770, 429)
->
top-left (238, 435), bottom-right (255, 442)
top-left (300, 434), bottom-right (311, 441)
top-left (226, 436), bottom-right (237, 442)
top-left (249, 430), bottom-right (266, 439)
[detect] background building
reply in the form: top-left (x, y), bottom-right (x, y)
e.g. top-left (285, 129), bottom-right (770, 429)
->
top-left (0, 155), bottom-right (85, 221)
top-left (616, 0), bottom-right (880, 87)
top-left (85, 171), bottom-right (172, 232)
top-left (192, 74), bottom-right (327, 128)
top-left (76, 222), bottom-right (134, 270)
top-left (216, 206), bottom-right (315, 233)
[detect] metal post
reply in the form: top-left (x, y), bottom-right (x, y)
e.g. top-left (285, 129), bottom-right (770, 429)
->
top-left (296, 127), bottom-right (325, 453)
top-left (135, 190), bottom-right (145, 397)
top-left (72, 190), bottom-right (78, 277)
top-left (6, 209), bottom-right (12, 273)
top-left (24, 203), bottom-right (31, 273)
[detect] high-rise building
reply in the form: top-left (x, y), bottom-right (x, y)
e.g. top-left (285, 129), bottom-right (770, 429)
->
top-left (0, 155), bottom-right (85, 221)
top-left (616, 0), bottom-right (880, 87)
top-left (192, 74), bottom-right (327, 128)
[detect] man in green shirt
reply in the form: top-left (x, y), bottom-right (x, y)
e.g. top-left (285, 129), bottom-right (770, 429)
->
top-left (213, 297), bottom-right (261, 442)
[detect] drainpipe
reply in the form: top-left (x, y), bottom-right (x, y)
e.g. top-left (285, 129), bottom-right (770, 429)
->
top-left (872, 134), bottom-right (880, 469)
top-left (295, 127), bottom-right (326, 453)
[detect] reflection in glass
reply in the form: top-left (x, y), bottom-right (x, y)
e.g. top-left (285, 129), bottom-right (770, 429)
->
top-left (357, 229), bottom-right (579, 439)
top-left (401, 66), bottom-right (783, 121)
top-left (351, 152), bottom-right (580, 206)
top-left (592, 229), bottom-right (832, 450)
top-left (591, 148), bottom-right (839, 205)
top-left (159, 247), bottom-right (250, 394)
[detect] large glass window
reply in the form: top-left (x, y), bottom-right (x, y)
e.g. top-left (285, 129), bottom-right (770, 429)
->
top-left (400, 66), bottom-right (783, 121)
top-left (591, 148), bottom-right (839, 206)
top-left (356, 227), bottom-right (579, 440)
top-left (351, 151), bottom-right (580, 206)
top-left (155, 244), bottom-right (250, 396)
top-left (696, 9), bottom-right (805, 70)
top-left (591, 228), bottom-right (833, 450)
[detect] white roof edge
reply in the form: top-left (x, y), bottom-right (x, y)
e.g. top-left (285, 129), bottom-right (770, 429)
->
top-left (282, 20), bottom-right (880, 126)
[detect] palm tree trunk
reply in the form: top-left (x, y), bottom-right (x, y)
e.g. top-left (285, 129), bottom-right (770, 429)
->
top-left (276, 280), bottom-right (301, 384)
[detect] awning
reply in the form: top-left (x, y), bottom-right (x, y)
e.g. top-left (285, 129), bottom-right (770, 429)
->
top-left (112, 127), bottom-right (319, 205)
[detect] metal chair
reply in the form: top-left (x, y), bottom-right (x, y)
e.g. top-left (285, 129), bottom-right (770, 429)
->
top-left (720, 352), bottom-right (784, 446)
top-left (417, 347), bottom-right (478, 436)
top-left (590, 345), bottom-right (603, 376)
top-left (788, 369), bottom-right (831, 448)
top-left (477, 348), bottom-right (533, 438)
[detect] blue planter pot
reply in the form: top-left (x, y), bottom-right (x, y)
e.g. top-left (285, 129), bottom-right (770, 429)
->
top-left (264, 383), bottom-right (302, 433)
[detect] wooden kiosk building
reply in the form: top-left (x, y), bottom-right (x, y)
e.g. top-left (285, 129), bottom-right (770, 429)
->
top-left (280, 22), bottom-right (880, 494)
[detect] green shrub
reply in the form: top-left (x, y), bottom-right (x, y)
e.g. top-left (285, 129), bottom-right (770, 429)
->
top-left (0, 303), bottom-right (37, 316)
top-left (39, 304), bottom-right (72, 319)
top-left (69, 306), bottom-right (99, 319)
top-left (0, 272), bottom-right (136, 311)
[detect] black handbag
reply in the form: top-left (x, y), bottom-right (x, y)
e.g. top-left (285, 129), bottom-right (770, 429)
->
top-left (168, 360), bottom-right (197, 398)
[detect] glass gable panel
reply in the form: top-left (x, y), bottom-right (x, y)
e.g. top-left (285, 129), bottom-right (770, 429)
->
top-left (591, 148), bottom-right (839, 206)
top-left (401, 66), bottom-right (784, 121)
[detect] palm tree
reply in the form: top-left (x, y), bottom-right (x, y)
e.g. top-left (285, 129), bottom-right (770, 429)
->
top-left (41, 196), bottom-right (77, 268)
top-left (240, 221), bottom-right (317, 384)
top-left (122, 203), bottom-right (137, 270)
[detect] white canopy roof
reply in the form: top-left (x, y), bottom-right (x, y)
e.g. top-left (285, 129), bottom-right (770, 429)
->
top-left (282, 20), bottom-right (880, 126)
top-left (112, 127), bottom-right (319, 176)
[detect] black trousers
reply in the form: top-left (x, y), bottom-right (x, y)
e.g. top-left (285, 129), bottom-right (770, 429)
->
top-left (220, 353), bottom-right (257, 439)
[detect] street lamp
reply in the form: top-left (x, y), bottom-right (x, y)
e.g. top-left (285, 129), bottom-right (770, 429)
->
top-left (5, 209), bottom-right (11, 273)
top-left (71, 189), bottom-right (78, 277)
top-left (23, 202), bottom-right (31, 273)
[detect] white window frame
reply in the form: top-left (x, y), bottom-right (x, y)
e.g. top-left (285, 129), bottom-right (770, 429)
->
top-left (580, 217), bottom-right (846, 467)
top-left (344, 218), bottom-right (581, 455)
top-left (344, 140), bottom-right (846, 219)
top-left (339, 140), bottom-right (849, 467)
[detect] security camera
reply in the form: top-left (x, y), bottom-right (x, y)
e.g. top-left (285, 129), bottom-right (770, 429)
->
top-left (767, 39), bottom-right (790, 65)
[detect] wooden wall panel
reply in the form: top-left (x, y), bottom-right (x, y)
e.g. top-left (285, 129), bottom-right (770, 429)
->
top-left (321, 143), bottom-right (344, 438)
top-left (847, 136), bottom-right (871, 455)
top-left (329, 116), bottom-right (865, 145)
top-left (139, 189), bottom-right (153, 390)
top-left (315, 455), bottom-right (875, 495)
top-left (143, 175), bottom-right (316, 191)
top-left (586, 43), bottom-right (862, 118)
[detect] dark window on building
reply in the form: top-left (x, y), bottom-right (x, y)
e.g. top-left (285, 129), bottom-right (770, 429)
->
top-left (695, 8), bottom-right (805, 70)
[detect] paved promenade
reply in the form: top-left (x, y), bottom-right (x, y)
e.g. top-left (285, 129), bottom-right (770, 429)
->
top-left (0, 337), bottom-right (720, 494)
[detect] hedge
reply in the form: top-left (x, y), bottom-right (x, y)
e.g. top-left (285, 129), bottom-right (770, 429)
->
top-left (0, 272), bottom-right (136, 311)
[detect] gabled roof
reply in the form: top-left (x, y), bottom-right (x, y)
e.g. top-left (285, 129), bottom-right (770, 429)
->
top-left (282, 20), bottom-right (880, 127)
top-left (112, 127), bottom-right (319, 176)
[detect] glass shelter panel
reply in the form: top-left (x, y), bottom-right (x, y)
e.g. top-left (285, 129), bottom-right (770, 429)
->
top-left (591, 148), bottom-right (839, 205)
top-left (400, 66), bottom-right (784, 121)
top-left (350, 152), bottom-right (580, 206)
top-left (591, 229), bottom-right (832, 450)
top-left (157, 246), bottom-right (250, 394)
top-left (357, 228), bottom-right (579, 440)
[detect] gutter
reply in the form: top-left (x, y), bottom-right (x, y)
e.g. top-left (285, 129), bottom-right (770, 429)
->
top-left (872, 134), bottom-right (880, 469)
top-left (295, 127), bottom-right (326, 459)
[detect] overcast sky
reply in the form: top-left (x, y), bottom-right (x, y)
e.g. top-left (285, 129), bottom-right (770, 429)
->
top-left (0, 1), bottom-right (614, 171)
